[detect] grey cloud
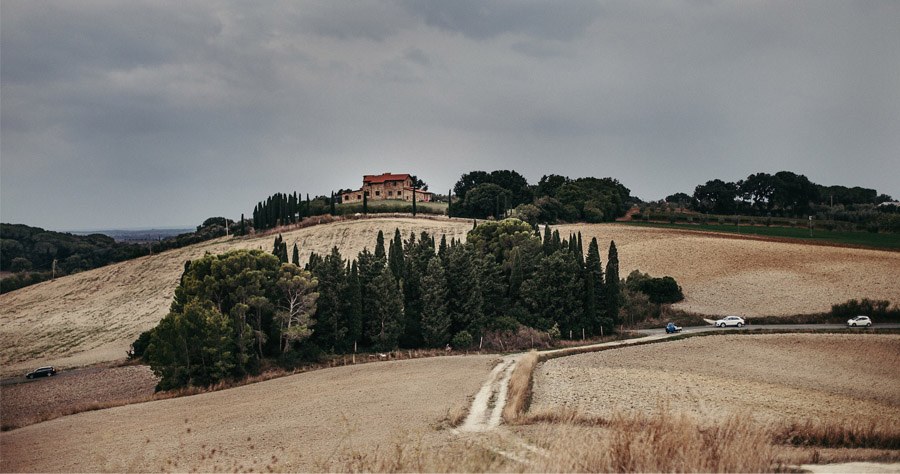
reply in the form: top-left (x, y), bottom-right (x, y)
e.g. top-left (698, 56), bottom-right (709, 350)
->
top-left (2, 1), bottom-right (899, 230)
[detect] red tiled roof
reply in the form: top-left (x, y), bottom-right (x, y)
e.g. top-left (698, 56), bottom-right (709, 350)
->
top-left (363, 173), bottom-right (410, 184)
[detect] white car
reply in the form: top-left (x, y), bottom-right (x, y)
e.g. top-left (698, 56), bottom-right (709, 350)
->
top-left (715, 315), bottom-right (745, 328)
top-left (847, 315), bottom-right (872, 327)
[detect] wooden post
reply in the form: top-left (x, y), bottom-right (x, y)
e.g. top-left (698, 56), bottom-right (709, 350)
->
top-left (582, 328), bottom-right (585, 341)
top-left (479, 336), bottom-right (483, 350)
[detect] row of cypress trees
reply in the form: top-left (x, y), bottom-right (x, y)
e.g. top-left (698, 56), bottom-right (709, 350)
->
top-left (295, 218), bottom-right (623, 353)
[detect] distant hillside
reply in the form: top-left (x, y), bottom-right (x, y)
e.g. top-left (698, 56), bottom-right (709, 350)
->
top-left (2, 216), bottom-right (898, 377)
top-left (71, 228), bottom-right (194, 243)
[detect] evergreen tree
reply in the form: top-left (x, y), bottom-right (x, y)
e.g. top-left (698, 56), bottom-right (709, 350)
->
top-left (330, 191), bottom-right (336, 215)
top-left (240, 213), bottom-right (246, 236)
top-left (421, 257), bottom-right (450, 347)
top-left (519, 250), bottom-right (584, 336)
top-left (374, 230), bottom-right (386, 260)
top-left (584, 237), bottom-right (607, 333)
top-left (343, 261), bottom-right (363, 348)
top-left (412, 185), bottom-right (417, 216)
top-left (388, 228), bottom-right (404, 280)
top-left (542, 225), bottom-right (553, 255)
top-left (292, 243), bottom-right (300, 266)
top-left (438, 234), bottom-right (448, 260)
top-left (366, 266), bottom-right (404, 351)
top-left (605, 240), bottom-right (622, 326)
top-left (448, 189), bottom-right (453, 218)
top-left (363, 191), bottom-right (368, 214)
top-left (310, 247), bottom-right (348, 352)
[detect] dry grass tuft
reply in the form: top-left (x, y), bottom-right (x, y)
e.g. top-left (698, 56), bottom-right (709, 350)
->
top-left (501, 351), bottom-right (540, 423)
top-left (773, 417), bottom-right (900, 450)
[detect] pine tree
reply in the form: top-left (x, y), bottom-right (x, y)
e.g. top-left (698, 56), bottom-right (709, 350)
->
top-left (421, 257), bottom-right (450, 347)
top-left (605, 240), bottom-right (622, 326)
top-left (292, 243), bottom-right (300, 266)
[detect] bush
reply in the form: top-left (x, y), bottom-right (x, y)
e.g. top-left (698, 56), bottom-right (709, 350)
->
top-left (831, 298), bottom-right (900, 322)
top-left (451, 330), bottom-right (474, 350)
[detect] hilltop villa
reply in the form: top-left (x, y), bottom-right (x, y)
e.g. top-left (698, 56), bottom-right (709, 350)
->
top-left (341, 173), bottom-right (433, 204)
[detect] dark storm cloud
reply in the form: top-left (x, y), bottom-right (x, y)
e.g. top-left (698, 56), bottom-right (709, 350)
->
top-left (2, 1), bottom-right (899, 229)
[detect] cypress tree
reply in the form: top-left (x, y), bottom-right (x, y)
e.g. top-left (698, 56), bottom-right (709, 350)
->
top-left (375, 230), bottom-right (386, 260)
top-left (438, 234), bottom-right (448, 260)
top-left (366, 266), bottom-right (404, 351)
top-left (542, 225), bottom-right (553, 255)
top-left (330, 191), bottom-right (336, 215)
top-left (388, 229), bottom-right (404, 280)
top-left (605, 240), bottom-right (622, 326)
top-left (310, 247), bottom-right (349, 352)
top-left (344, 260), bottom-right (363, 347)
top-left (585, 237), bottom-right (606, 333)
top-left (412, 186), bottom-right (417, 216)
top-left (363, 191), bottom-right (368, 214)
top-left (421, 257), bottom-right (450, 347)
top-left (292, 243), bottom-right (300, 266)
top-left (240, 213), bottom-right (246, 236)
top-left (306, 193), bottom-right (310, 218)
top-left (448, 189), bottom-right (453, 218)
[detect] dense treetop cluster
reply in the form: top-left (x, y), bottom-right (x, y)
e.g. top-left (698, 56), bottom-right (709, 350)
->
top-left (135, 219), bottom-right (686, 390)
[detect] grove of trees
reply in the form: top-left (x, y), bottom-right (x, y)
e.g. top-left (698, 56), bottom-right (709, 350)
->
top-left (138, 219), bottom-right (682, 391)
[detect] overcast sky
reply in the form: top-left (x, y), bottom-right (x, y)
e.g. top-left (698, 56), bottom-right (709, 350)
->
top-left (2, 1), bottom-right (899, 230)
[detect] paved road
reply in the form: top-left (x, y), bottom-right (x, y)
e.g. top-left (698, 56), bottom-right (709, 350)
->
top-left (636, 323), bottom-right (900, 336)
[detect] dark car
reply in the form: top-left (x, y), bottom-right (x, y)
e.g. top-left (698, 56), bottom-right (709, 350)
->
top-left (25, 366), bottom-right (57, 379)
top-left (665, 322), bottom-right (682, 334)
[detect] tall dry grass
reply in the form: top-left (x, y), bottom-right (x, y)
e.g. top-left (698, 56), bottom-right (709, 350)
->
top-left (502, 351), bottom-right (540, 423)
top-left (327, 409), bottom-right (780, 472)
top-left (773, 417), bottom-right (900, 450)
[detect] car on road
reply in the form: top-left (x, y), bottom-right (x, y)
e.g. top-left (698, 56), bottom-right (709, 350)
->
top-left (665, 322), bottom-right (682, 333)
top-left (715, 316), bottom-right (745, 328)
top-left (25, 366), bottom-right (57, 379)
top-left (847, 315), bottom-right (872, 327)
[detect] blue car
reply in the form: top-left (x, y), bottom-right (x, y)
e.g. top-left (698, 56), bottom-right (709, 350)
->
top-left (665, 322), bottom-right (682, 334)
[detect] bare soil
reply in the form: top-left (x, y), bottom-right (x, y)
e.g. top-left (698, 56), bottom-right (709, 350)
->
top-left (1, 365), bottom-right (158, 430)
top-left (531, 334), bottom-right (900, 424)
top-left (2, 219), bottom-right (898, 376)
top-left (0, 354), bottom-right (495, 472)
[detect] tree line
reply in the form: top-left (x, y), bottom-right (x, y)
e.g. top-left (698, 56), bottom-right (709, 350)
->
top-left (667, 171), bottom-right (895, 218)
top-left (449, 170), bottom-right (634, 223)
top-left (0, 220), bottom-right (237, 293)
top-left (135, 219), bottom-right (684, 390)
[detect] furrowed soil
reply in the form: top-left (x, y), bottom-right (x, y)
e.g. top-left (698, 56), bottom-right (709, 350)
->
top-left (0, 355), bottom-right (495, 472)
top-left (531, 333), bottom-right (900, 424)
top-left (2, 218), bottom-right (898, 376)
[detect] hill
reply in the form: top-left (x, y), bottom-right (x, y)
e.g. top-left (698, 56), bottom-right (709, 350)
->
top-left (2, 216), bottom-right (899, 376)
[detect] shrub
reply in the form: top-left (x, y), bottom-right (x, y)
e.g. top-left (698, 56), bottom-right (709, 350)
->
top-left (450, 330), bottom-right (473, 350)
top-left (831, 298), bottom-right (900, 322)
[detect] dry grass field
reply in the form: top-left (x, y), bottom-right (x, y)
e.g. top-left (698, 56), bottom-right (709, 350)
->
top-left (558, 224), bottom-right (900, 317)
top-left (0, 355), bottom-right (495, 472)
top-left (0, 217), bottom-right (471, 377)
top-left (531, 334), bottom-right (900, 424)
top-left (2, 217), bottom-right (898, 376)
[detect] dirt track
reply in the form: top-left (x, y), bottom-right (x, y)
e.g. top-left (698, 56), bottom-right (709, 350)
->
top-left (2, 218), bottom-right (898, 376)
top-left (0, 354), bottom-right (495, 472)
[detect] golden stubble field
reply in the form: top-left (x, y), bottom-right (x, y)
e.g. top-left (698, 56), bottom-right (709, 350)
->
top-left (0, 354), bottom-right (496, 472)
top-left (1, 217), bottom-right (898, 376)
top-left (531, 333), bottom-right (900, 425)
